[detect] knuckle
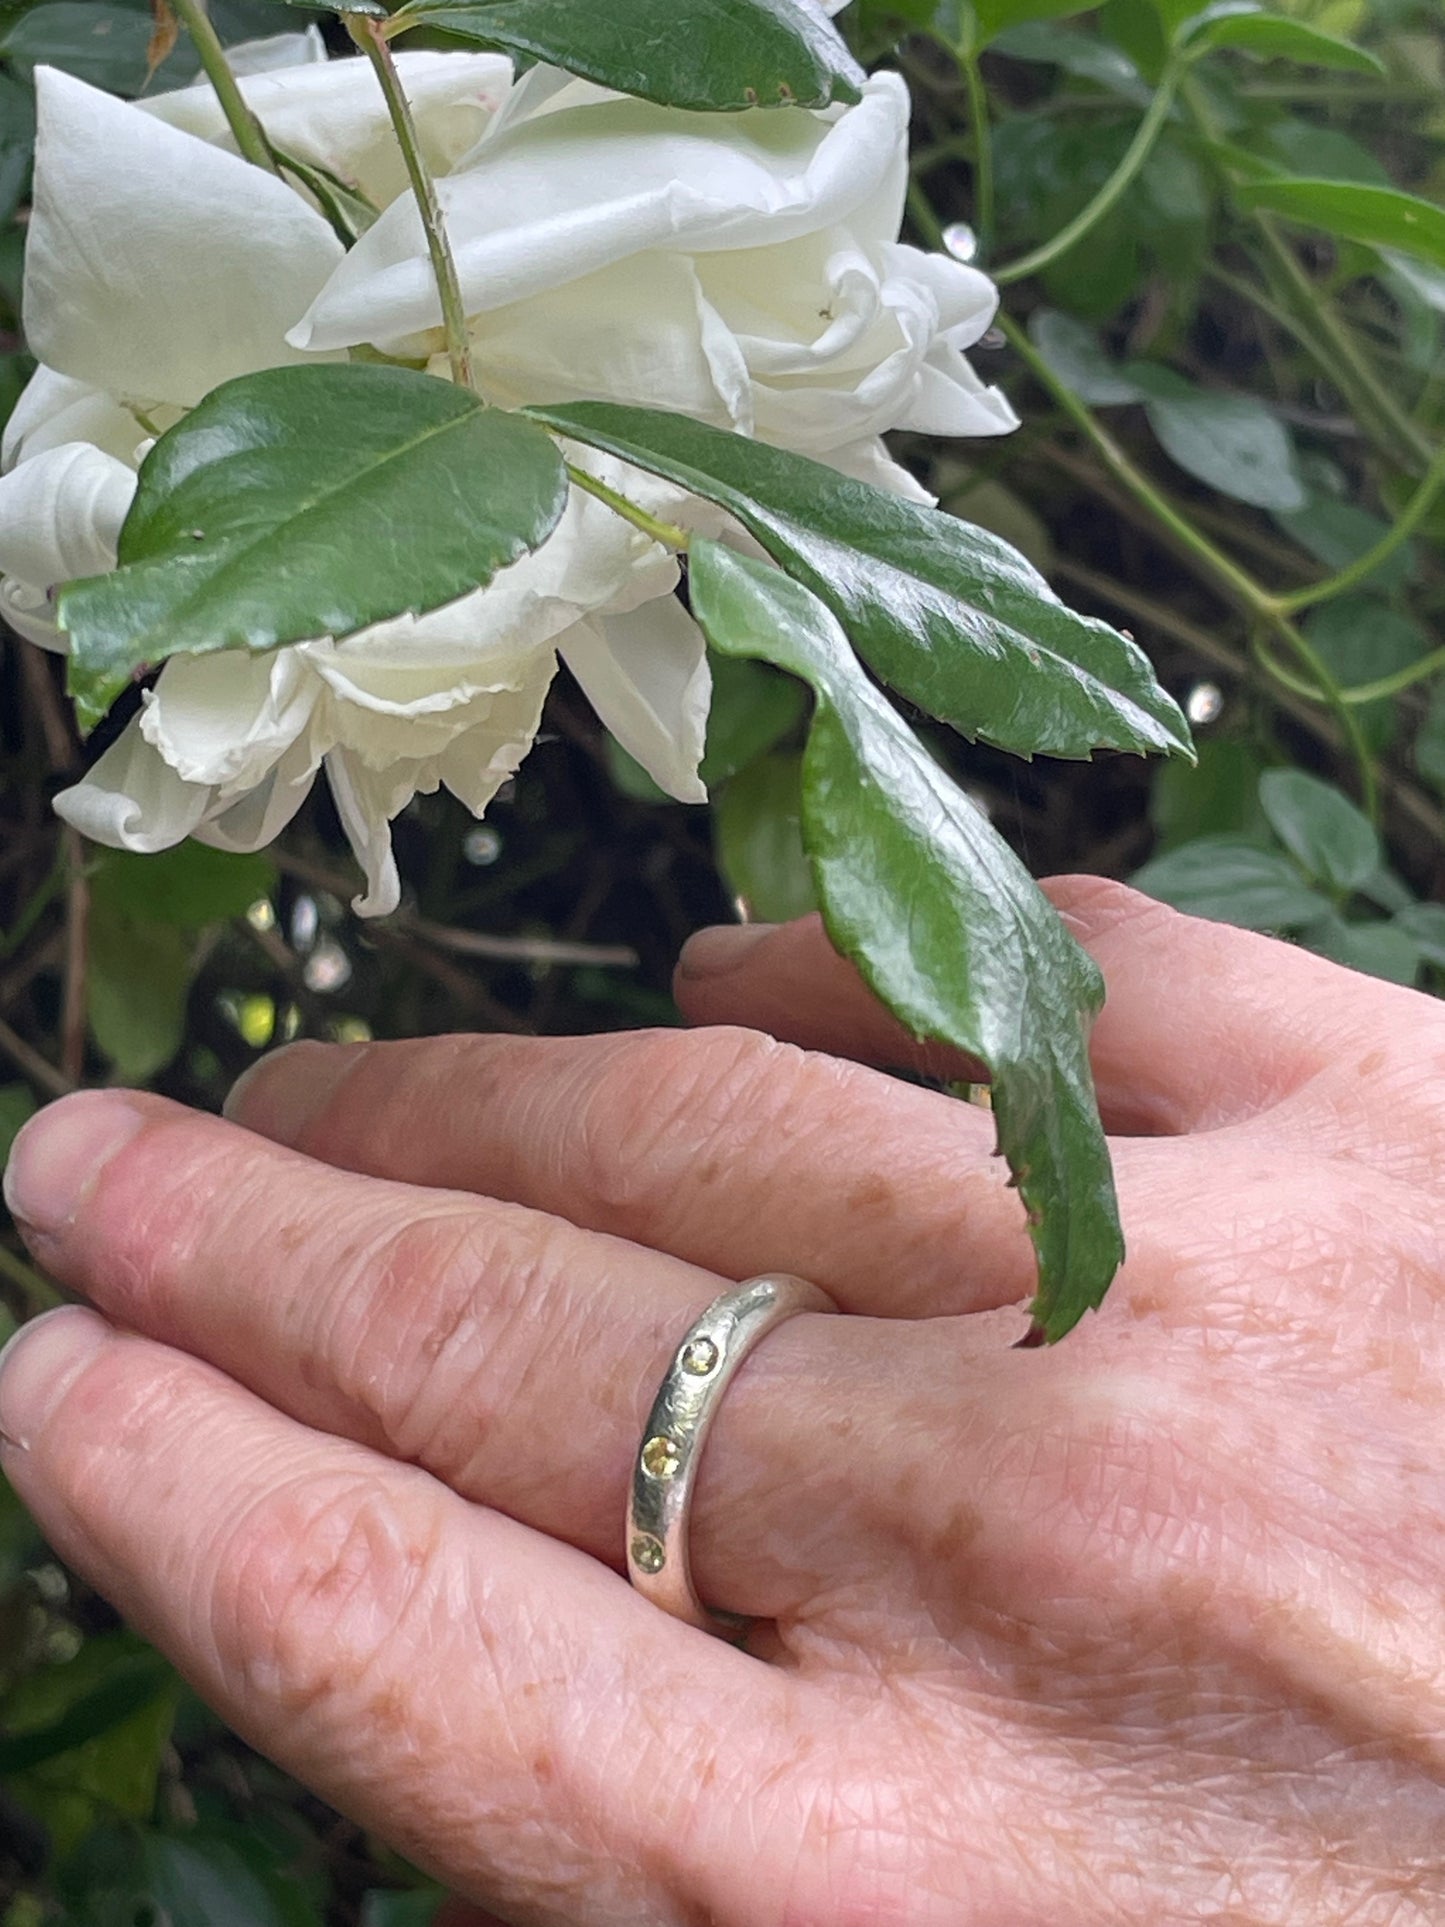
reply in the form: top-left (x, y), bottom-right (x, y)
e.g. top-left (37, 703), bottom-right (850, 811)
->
top-left (332, 1199), bottom-right (575, 1478)
top-left (209, 1465), bottom-right (446, 1725)
top-left (571, 1025), bottom-right (819, 1228)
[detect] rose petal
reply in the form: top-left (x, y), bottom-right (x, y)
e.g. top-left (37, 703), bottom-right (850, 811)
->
top-left (195, 735), bottom-right (320, 854)
top-left (142, 49), bottom-right (512, 212)
top-left (469, 252), bottom-right (750, 428)
top-left (291, 73), bottom-right (910, 351)
top-left (436, 651), bottom-right (558, 813)
top-left (2, 366), bottom-right (145, 471)
top-left (324, 748), bottom-right (410, 916)
top-left (0, 442), bottom-right (135, 589)
top-left (27, 66), bottom-right (343, 405)
top-left (53, 721), bottom-right (211, 852)
top-left (138, 648), bottom-right (316, 790)
top-left (562, 595), bottom-right (710, 804)
top-left (227, 28), bottom-right (327, 75)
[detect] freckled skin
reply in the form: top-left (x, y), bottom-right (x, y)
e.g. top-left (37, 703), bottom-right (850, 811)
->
top-left (7, 877), bottom-right (1445, 1924)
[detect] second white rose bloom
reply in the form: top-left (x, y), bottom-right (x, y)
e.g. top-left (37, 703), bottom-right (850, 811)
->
top-left (0, 35), bottom-right (1015, 913)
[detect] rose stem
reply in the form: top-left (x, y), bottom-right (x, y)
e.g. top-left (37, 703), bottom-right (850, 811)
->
top-left (168, 0), bottom-right (280, 175)
top-left (346, 13), bottom-right (474, 390)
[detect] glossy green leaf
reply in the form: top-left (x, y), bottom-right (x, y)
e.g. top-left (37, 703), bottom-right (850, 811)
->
top-left (89, 842), bottom-right (276, 928)
top-left (87, 905), bottom-right (193, 1080)
top-left (61, 365), bottom-right (569, 730)
top-left (1133, 834), bottom-right (1333, 929)
top-left (1235, 178), bottom-right (1445, 273)
top-left (386, 0), bottom-right (864, 111)
top-left (1180, 4), bottom-right (1384, 74)
top-left (713, 752), bottom-right (818, 923)
top-left (690, 538), bottom-right (1122, 1342)
top-left (527, 402), bottom-right (1192, 764)
top-left (1127, 365), bottom-right (1307, 510)
top-left (1258, 767), bottom-right (1379, 892)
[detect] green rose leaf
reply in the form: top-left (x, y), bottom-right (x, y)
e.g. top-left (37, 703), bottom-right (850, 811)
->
top-left (526, 401), bottom-right (1192, 763)
top-left (689, 538), bottom-right (1123, 1343)
top-left (1179, 4), bottom-right (1384, 75)
top-left (1234, 179), bottom-right (1445, 274)
top-left (1133, 834), bottom-right (1334, 929)
top-left (60, 364), bottom-right (570, 731)
top-left (385, 0), bottom-right (864, 112)
top-left (1258, 768), bottom-right (1379, 893)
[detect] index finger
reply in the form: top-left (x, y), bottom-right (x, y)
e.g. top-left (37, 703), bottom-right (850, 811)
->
top-left (0, 1307), bottom-right (791, 1924)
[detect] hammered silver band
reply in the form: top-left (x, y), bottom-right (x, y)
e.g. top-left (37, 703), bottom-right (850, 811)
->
top-left (626, 1273), bottom-right (836, 1639)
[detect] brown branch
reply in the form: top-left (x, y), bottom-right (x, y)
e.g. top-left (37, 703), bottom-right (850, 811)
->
top-left (60, 828), bottom-right (89, 1086)
top-left (272, 847), bottom-right (639, 968)
top-left (0, 1013), bottom-right (73, 1100)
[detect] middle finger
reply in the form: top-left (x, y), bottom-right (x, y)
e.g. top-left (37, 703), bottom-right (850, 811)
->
top-left (4, 1088), bottom-right (1003, 1622)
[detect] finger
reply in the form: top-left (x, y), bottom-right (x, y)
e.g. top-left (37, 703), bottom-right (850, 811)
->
top-left (4, 1090), bottom-right (979, 1621)
top-left (0, 1306), bottom-right (788, 1924)
top-left (675, 879), bottom-right (1387, 1134)
top-left (224, 1021), bottom-right (1043, 1319)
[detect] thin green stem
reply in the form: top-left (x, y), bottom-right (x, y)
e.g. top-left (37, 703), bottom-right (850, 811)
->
top-left (1001, 313), bottom-right (1265, 610)
top-left (347, 14), bottom-right (473, 390)
top-left (994, 63), bottom-right (1182, 286)
top-left (957, 50), bottom-right (994, 250)
top-left (1182, 76), bottom-right (1434, 476)
top-left (1279, 438), bottom-right (1445, 614)
top-left (168, 0), bottom-right (279, 174)
top-left (1000, 309), bottom-right (1380, 818)
top-left (1269, 641), bottom-right (1445, 708)
top-left (1251, 212), bottom-right (1434, 475)
top-left (564, 464), bottom-right (692, 549)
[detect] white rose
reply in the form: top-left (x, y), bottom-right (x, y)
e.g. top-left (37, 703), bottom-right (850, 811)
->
top-left (291, 61), bottom-right (1017, 482)
top-left (0, 34), bottom-right (1014, 914)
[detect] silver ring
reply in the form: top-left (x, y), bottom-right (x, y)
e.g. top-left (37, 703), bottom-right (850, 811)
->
top-left (626, 1273), bottom-right (836, 1639)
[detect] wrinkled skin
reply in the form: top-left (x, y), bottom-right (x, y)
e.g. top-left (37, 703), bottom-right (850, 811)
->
top-left (3, 876), bottom-right (1444, 1925)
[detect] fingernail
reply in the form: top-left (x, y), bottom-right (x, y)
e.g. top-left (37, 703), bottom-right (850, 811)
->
top-left (223, 1040), bottom-right (358, 1142)
top-left (3, 1092), bottom-right (144, 1238)
top-left (676, 923), bottom-right (778, 981)
top-left (0, 1306), bottom-right (110, 1450)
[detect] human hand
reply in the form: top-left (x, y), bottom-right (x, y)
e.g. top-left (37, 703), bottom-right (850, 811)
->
top-left (2, 877), bottom-right (1442, 1924)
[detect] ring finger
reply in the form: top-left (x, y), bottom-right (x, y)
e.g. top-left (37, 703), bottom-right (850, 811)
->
top-left (2, 1089), bottom-right (1005, 1623)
